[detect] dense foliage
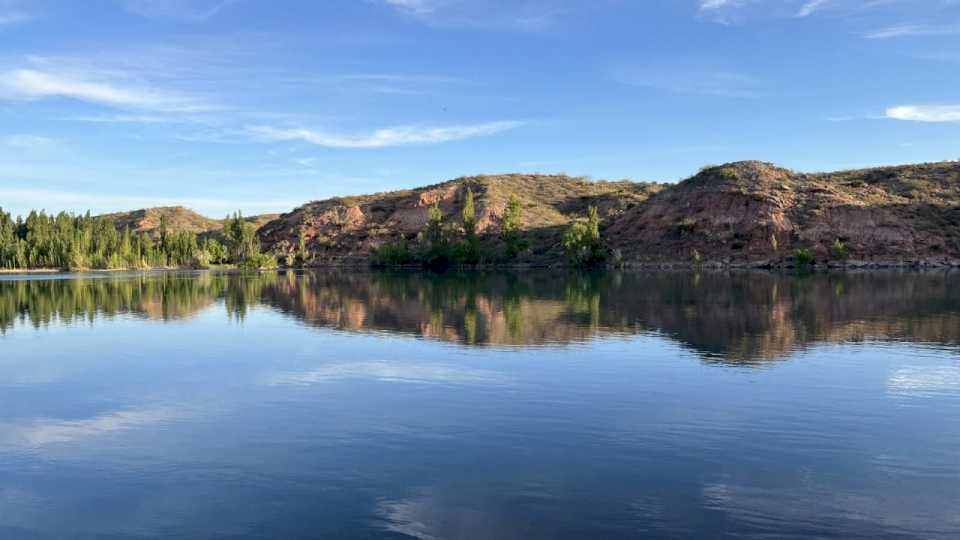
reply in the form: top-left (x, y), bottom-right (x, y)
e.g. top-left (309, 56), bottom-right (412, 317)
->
top-left (501, 194), bottom-right (527, 258)
top-left (370, 187), bottom-right (527, 269)
top-left (0, 208), bottom-right (275, 271)
top-left (563, 205), bottom-right (607, 266)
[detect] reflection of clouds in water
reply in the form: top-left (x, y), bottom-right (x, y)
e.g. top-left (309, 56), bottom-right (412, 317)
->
top-left (700, 480), bottom-right (960, 539)
top-left (375, 489), bottom-right (523, 540)
top-left (377, 494), bottom-right (439, 540)
top-left (0, 406), bottom-right (184, 447)
top-left (888, 365), bottom-right (960, 397)
top-left (265, 361), bottom-right (514, 387)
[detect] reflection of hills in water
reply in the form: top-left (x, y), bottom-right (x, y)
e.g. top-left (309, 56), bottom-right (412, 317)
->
top-left (262, 271), bottom-right (960, 362)
top-left (2, 271), bottom-right (959, 363)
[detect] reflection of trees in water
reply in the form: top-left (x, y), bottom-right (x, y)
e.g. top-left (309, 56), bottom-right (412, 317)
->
top-left (3, 270), bottom-right (959, 363)
top-left (0, 272), bottom-right (280, 332)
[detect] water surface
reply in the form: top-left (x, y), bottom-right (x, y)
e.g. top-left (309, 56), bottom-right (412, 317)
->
top-left (1, 270), bottom-right (958, 539)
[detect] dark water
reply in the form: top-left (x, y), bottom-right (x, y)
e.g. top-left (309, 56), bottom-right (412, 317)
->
top-left (1, 270), bottom-right (959, 539)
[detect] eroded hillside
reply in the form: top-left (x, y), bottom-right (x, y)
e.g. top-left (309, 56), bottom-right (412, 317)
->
top-left (258, 174), bottom-right (664, 265)
top-left (607, 160), bottom-right (960, 266)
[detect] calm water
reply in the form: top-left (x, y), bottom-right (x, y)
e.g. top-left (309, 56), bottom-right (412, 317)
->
top-left (1, 270), bottom-right (959, 539)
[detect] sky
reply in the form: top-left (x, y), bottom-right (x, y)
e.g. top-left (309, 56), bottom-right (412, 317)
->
top-left (0, 0), bottom-right (959, 218)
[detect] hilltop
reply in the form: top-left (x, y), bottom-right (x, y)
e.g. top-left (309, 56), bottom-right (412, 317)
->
top-left (101, 206), bottom-right (278, 240)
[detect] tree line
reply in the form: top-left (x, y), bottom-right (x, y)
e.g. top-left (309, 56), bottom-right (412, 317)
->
top-left (371, 187), bottom-right (607, 268)
top-left (0, 209), bottom-right (275, 271)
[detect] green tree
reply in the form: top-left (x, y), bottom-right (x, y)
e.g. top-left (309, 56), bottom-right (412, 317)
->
top-left (462, 188), bottom-right (476, 239)
top-left (458, 188), bottom-right (480, 264)
top-left (501, 194), bottom-right (526, 258)
top-left (422, 203), bottom-right (452, 269)
top-left (563, 205), bottom-right (606, 266)
top-left (223, 212), bottom-right (275, 269)
top-left (297, 227), bottom-right (309, 266)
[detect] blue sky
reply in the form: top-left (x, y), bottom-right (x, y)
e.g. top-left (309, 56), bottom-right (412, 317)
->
top-left (1, 0), bottom-right (959, 218)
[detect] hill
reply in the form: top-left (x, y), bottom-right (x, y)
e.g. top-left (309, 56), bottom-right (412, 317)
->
top-left (606, 160), bottom-right (960, 266)
top-left (101, 206), bottom-right (279, 240)
top-left (258, 173), bottom-right (664, 265)
top-left (95, 160), bottom-right (960, 267)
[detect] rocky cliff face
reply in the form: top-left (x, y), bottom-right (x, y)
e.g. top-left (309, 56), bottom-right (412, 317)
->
top-left (606, 161), bottom-right (960, 266)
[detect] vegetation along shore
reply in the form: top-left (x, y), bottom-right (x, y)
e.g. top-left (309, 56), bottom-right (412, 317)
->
top-left (3, 160), bottom-right (960, 272)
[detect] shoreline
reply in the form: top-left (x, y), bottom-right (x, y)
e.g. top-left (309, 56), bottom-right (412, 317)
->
top-left (2, 258), bottom-right (959, 277)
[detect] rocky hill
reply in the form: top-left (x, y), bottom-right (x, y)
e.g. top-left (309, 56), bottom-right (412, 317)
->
top-left (95, 160), bottom-right (960, 267)
top-left (607, 160), bottom-right (960, 267)
top-left (258, 173), bottom-right (664, 265)
top-left (101, 206), bottom-right (278, 240)
top-left (257, 160), bottom-right (960, 267)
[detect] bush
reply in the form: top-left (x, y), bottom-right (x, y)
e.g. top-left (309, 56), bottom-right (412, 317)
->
top-left (794, 248), bottom-right (814, 266)
top-left (564, 206), bottom-right (606, 266)
top-left (238, 252), bottom-right (277, 270)
top-left (830, 239), bottom-right (849, 260)
top-left (371, 239), bottom-right (415, 266)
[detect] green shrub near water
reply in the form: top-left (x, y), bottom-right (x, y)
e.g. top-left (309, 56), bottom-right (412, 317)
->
top-left (563, 206), bottom-right (606, 267)
top-left (794, 248), bottom-right (814, 266)
top-left (371, 239), bottom-right (416, 266)
top-left (830, 239), bottom-right (849, 260)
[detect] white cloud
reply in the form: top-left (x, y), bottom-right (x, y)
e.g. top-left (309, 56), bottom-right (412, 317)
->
top-left (380, 0), bottom-right (571, 30)
top-left (383, 0), bottom-right (438, 15)
top-left (886, 105), bottom-right (960, 123)
top-left (65, 113), bottom-right (189, 124)
top-left (797, 0), bottom-right (828, 17)
top-left (247, 121), bottom-right (523, 149)
top-left (0, 134), bottom-right (58, 149)
top-left (0, 68), bottom-right (212, 112)
top-left (699, 0), bottom-right (741, 9)
top-left (123, 0), bottom-right (235, 22)
top-left (864, 24), bottom-right (960, 39)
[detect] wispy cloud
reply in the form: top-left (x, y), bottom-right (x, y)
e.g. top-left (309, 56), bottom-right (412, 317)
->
top-left (0, 68), bottom-right (213, 112)
top-left (0, 134), bottom-right (58, 150)
top-left (65, 113), bottom-right (192, 124)
top-left (0, 12), bottom-right (28, 25)
top-left (796, 0), bottom-right (829, 17)
top-left (248, 121), bottom-right (523, 149)
top-left (123, 0), bottom-right (235, 22)
top-left (614, 64), bottom-right (759, 98)
top-left (864, 23), bottom-right (960, 39)
top-left (380, 0), bottom-right (574, 30)
top-left (886, 104), bottom-right (960, 123)
top-left (0, 0), bottom-right (31, 25)
top-left (699, 0), bottom-right (742, 9)
top-left (383, 0), bottom-right (437, 16)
